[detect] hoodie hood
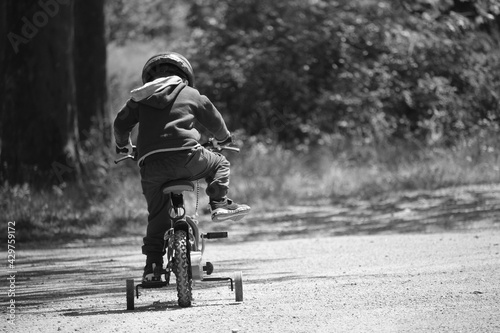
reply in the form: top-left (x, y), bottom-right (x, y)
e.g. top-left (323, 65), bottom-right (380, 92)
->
top-left (130, 76), bottom-right (186, 109)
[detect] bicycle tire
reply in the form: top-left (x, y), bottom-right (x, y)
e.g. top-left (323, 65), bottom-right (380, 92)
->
top-left (173, 230), bottom-right (192, 307)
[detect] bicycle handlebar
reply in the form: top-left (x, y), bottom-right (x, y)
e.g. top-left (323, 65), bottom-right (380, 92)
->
top-left (114, 154), bottom-right (136, 164)
top-left (114, 141), bottom-right (240, 164)
top-left (210, 145), bottom-right (240, 153)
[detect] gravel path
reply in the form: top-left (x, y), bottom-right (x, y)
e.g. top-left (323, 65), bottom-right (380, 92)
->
top-left (3, 184), bottom-right (500, 332)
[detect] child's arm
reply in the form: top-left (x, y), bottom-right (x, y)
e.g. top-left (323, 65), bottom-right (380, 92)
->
top-left (113, 99), bottom-right (139, 150)
top-left (194, 95), bottom-right (231, 141)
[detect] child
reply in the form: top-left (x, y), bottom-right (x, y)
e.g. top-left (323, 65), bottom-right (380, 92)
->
top-left (113, 52), bottom-right (250, 282)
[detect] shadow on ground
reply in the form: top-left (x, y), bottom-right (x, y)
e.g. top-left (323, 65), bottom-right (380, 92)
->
top-left (209, 184), bottom-right (500, 242)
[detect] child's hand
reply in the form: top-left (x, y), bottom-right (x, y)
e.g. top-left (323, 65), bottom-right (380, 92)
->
top-left (116, 144), bottom-right (136, 155)
top-left (213, 135), bottom-right (232, 148)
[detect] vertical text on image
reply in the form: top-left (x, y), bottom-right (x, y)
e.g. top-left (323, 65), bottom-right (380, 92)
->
top-left (7, 221), bottom-right (16, 325)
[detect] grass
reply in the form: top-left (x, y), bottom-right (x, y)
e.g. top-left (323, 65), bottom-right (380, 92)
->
top-left (230, 133), bottom-right (500, 204)
top-left (2, 134), bottom-right (499, 243)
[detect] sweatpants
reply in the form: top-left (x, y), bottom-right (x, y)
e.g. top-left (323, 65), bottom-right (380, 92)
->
top-left (139, 146), bottom-right (230, 261)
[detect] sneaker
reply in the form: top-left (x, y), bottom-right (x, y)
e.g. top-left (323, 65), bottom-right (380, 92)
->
top-left (142, 262), bottom-right (163, 283)
top-left (210, 198), bottom-right (251, 222)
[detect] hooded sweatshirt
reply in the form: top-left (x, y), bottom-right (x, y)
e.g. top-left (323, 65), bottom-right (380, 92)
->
top-left (114, 76), bottom-right (230, 165)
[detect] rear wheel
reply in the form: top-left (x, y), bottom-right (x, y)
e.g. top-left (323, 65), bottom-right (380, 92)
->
top-left (173, 230), bottom-right (192, 307)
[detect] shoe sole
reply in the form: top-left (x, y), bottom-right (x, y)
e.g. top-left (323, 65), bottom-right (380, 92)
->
top-left (212, 210), bottom-right (250, 222)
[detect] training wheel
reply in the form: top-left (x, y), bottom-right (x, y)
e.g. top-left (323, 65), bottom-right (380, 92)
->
top-left (126, 279), bottom-right (135, 310)
top-left (234, 271), bottom-right (243, 302)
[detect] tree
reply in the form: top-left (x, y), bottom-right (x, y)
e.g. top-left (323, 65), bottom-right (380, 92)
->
top-left (75, 0), bottom-right (107, 139)
top-left (105, 0), bottom-right (179, 45)
top-left (186, 0), bottom-right (500, 147)
top-left (0, 0), bottom-right (107, 186)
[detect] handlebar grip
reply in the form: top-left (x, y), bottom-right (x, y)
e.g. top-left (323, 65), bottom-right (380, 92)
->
top-left (203, 232), bottom-right (228, 239)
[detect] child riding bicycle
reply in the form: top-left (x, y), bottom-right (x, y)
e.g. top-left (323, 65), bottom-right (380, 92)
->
top-left (113, 52), bottom-right (251, 282)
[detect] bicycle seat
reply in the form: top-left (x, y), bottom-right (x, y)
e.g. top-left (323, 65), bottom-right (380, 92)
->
top-left (161, 180), bottom-right (195, 194)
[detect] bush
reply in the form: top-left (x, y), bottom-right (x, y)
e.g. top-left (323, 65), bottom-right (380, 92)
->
top-left (186, 0), bottom-right (500, 147)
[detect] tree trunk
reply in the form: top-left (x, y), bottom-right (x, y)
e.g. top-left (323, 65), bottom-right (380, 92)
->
top-left (74, 0), bottom-right (107, 140)
top-left (0, 0), bottom-right (106, 186)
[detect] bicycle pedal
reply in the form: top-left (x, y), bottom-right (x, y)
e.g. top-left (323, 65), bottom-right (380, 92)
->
top-left (140, 280), bottom-right (168, 289)
top-left (203, 232), bottom-right (228, 239)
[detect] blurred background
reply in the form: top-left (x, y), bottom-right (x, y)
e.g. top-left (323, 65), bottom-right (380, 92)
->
top-left (1, 0), bottom-right (499, 241)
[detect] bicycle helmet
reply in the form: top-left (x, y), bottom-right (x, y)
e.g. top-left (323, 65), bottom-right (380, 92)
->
top-left (141, 52), bottom-right (195, 86)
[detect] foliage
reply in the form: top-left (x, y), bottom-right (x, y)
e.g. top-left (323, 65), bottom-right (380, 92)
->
top-left (105, 0), bottom-right (183, 44)
top-left (185, 0), bottom-right (500, 147)
top-left (4, 0), bottom-right (500, 241)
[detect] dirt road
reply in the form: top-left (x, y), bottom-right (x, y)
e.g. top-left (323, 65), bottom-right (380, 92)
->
top-left (2, 184), bottom-right (500, 332)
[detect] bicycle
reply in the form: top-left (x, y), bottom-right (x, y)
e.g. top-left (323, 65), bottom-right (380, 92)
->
top-left (115, 140), bottom-right (244, 310)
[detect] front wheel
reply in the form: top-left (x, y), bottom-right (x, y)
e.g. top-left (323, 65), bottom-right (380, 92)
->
top-left (173, 230), bottom-right (192, 307)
